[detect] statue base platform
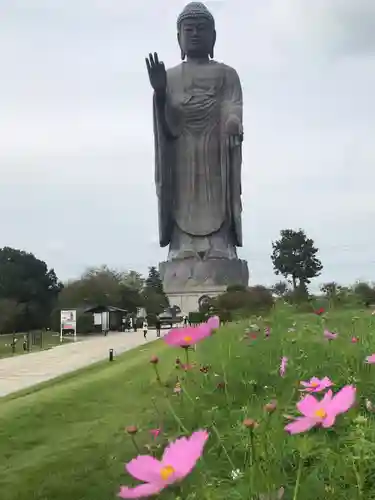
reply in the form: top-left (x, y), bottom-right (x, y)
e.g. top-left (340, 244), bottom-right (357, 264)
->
top-left (159, 258), bottom-right (249, 314)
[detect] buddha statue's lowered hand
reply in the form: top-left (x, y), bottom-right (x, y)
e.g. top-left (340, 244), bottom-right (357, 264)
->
top-left (225, 115), bottom-right (243, 147)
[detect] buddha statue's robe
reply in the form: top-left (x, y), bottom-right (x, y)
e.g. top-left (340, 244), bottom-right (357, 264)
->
top-left (153, 60), bottom-right (243, 261)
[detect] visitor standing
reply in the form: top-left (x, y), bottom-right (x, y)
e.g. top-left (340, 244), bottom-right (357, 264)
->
top-left (143, 319), bottom-right (148, 340)
top-left (155, 317), bottom-right (161, 338)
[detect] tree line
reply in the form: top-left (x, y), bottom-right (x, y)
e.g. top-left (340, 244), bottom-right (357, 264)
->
top-left (1, 228), bottom-right (373, 332)
top-left (0, 246), bottom-right (168, 333)
top-left (199, 229), bottom-right (375, 320)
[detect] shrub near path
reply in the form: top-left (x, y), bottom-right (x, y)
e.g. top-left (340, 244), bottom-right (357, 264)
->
top-left (2, 306), bottom-right (375, 499)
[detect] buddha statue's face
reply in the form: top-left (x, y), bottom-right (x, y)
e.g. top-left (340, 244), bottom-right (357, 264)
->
top-left (178, 17), bottom-right (216, 58)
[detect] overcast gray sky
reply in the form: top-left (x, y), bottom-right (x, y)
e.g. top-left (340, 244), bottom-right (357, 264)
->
top-left (0, 0), bottom-right (374, 288)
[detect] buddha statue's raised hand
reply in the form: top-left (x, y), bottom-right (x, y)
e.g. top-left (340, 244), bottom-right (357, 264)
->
top-left (145, 52), bottom-right (167, 94)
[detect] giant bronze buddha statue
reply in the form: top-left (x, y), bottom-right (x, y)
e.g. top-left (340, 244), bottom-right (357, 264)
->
top-left (146, 2), bottom-right (248, 303)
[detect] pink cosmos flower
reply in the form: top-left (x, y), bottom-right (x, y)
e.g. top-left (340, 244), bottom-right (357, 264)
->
top-left (118, 430), bottom-right (209, 498)
top-left (351, 336), bottom-right (359, 344)
top-left (314, 307), bottom-right (325, 315)
top-left (149, 428), bottom-right (161, 440)
top-left (280, 356), bottom-right (288, 377)
top-left (285, 385), bottom-right (356, 434)
top-left (300, 376), bottom-right (333, 393)
top-left (164, 324), bottom-right (210, 348)
top-left (324, 329), bottom-right (337, 341)
top-left (365, 354), bottom-right (375, 364)
top-left (206, 315), bottom-right (220, 331)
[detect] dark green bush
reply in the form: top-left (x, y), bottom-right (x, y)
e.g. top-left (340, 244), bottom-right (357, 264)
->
top-left (189, 312), bottom-right (207, 324)
top-left (213, 285), bottom-right (274, 318)
top-left (77, 314), bottom-right (94, 334)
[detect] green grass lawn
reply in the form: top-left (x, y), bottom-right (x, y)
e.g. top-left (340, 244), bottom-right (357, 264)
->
top-left (0, 331), bottom-right (63, 358)
top-left (1, 306), bottom-right (375, 499)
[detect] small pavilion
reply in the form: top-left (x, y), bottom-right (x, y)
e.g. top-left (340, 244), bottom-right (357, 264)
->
top-left (84, 305), bottom-right (128, 332)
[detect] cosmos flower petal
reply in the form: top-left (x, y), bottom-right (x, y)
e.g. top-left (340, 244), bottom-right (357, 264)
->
top-left (322, 413), bottom-right (336, 428)
top-left (320, 389), bottom-right (334, 407)
top-left (162, 430), bottom-right (208, 478)
top-left (207, 316), bottom-right (220, 330)
top-left (329, 385), bottom-right (356, 415)
top-left (296, 394), bottom-right (319, 417)
top-left (118, 483), bottom-right (164, 498)
top-left (164, 325), bottom-right (210, 347)
top-left (285, 417), bottom-right (316, 434)
top-left (125, 456), bottom-right (162, 483)
top-left (365, 354), bottom-right (375, 364)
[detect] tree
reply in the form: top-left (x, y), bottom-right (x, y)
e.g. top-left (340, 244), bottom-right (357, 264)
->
top-left (272, 281), bottom-right (289, 297)
top-left (58, 266), bottom-right (143, 312)
top-left (353, 281), bottom-right (375, 306)
top-left (271, 229), bottom-right (323, 291)
top-left (120, 270), bottom-right (144, 292)
top-left (145, 266), bottom-right (164, 294)
top-left (142, 267), bottom-right (169, 319)
top-left (0, 299), bottom-right (24, 333)
top-left (320, 282), bottom-right (338, 298)
top-left (58, 267), bottom-right (122, 309)
top-left (0, 247), bottom-right (62, 331)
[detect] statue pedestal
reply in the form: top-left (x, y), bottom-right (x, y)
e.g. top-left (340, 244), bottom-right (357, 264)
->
top-left (159, 258), bottom-right (249, 314)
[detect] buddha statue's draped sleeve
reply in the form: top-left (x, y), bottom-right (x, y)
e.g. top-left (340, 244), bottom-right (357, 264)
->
top-left (152, 90), bottom-right (180, 247)
top-left (152, 61), bottom-right (243, 248)
top-left (222, 65), bottom-right (243, 247)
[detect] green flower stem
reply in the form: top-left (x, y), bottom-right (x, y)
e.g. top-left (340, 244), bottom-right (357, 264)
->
top-left (292, 454), bottom-right (303, 500)
top-left (153, 365), bottom-right (162, 385)
top-left (184, 346), bottom-right (190, 366)
top-left (165, 398), bottom-right (189, 434)
top-left (352, 459), bottom-right (363, 498)
top-left (130, 436), bottom-right (141, 454)
top-left (211, 424), bottom-right (236, 471)
top-left (249, 428), bottom-right (256, 465)
top-left (151, 397), bottom-right (162, 421)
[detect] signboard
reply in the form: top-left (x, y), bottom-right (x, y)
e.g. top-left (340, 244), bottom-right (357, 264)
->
top-left (136, 307), bottom-right (146, 318)
top-left (93, 313), bottom-right (102, 326)
top-left (60, 309), bottom-right (77, 341)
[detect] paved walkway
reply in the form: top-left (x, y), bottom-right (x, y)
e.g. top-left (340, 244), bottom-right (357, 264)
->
top-left (0, 330), bottom-right (164, 398)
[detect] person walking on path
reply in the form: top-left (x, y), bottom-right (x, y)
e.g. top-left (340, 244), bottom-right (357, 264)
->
top-left (142, 319), bottom-right (148, 340)
top-left (155, 317), bottom-right (161, 338)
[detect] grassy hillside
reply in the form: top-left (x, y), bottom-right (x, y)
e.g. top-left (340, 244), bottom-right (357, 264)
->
top-left (1, 306), bottom-right (375, 499)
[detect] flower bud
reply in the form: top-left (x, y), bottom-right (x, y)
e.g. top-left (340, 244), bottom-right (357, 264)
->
top-left (125, 425), bottom-right (138, 435)
top-left (243, 418), bottom-right (258, 429)
top-left (150, 355), bottom-right (159, 364)
top-left (264, 400), bottom-right (277, 413)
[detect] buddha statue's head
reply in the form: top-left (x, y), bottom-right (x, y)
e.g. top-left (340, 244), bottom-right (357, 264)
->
top-left (177, 2), bottom-right (216, 60)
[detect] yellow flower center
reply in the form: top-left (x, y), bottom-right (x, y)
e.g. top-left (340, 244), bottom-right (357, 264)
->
top-left (160, 465), bottom-right (175, 481)
top-left (315, 408), bottom-right (326, 418)
top-left (311, 382), bottom-right (319, 387)
top-left (183, 336), bottom-right (192, 342)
